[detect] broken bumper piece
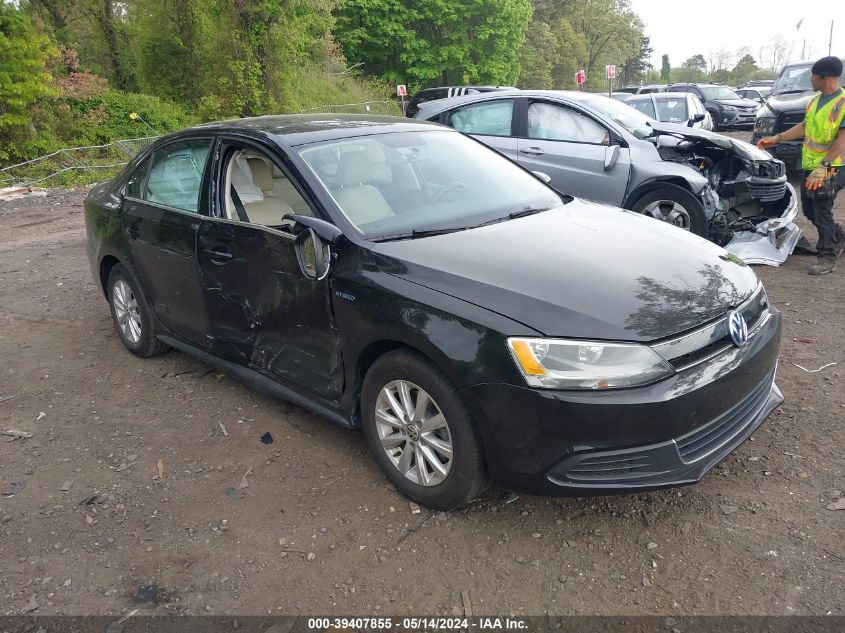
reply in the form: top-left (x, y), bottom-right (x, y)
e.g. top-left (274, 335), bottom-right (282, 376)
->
top-left (723, 183), bottom-right (801, 267)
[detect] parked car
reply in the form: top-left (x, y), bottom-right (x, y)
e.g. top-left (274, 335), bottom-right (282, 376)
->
top-left (737, 80), bottom-right (775, 89)
top-left (616, 84), bottom-right (667, 94)
top-left (418, 90), bottom-right (800, 266)
top-left (752, 58), bottom-right (845, 172)
top-left (610, 92), bottom-right (634, 102)
top-left (624, 92), bottom-right (714, 130)
top-left (405, 86), bottom-right (516, 118)
top-left (667, 83), bottom-right (759, 130)
top-left (85, 114), bottom-right (784, 509)
top-left (734, 87), bottom-right (771, 104)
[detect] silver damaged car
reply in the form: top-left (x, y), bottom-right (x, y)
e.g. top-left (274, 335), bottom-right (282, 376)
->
top-left (418, 90), bottom-right (800, 266)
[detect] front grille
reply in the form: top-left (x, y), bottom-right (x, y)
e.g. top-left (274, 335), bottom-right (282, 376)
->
top-left (748, 181), bottom-right (788, 202)
top-left (776, 112), bottom-right (804, 132)
top-left (676, 372), bottom-right (773, 463)
top-left (566, 454), bottom-right (655, 481)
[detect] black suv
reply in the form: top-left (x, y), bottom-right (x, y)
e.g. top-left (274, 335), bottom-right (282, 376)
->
top-left (667, 83), bottom-right (759, 130)
top-left (405, 86), bottom-right (515, 118)
top-left (752, 59), bottom-right (845, 172)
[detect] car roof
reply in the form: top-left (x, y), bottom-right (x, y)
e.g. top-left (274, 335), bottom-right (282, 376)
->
top-left (181, 113), bottom-right (445, 146)
top-left (625, 92), bottom-right (689, 100)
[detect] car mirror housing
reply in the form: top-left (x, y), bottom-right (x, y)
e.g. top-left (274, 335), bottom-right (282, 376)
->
top-left (688, 113), bottom-right (706, 127)
top-left (285, 214), bottom-right (344, 245)
top-left (295, 228), bottom-right (331, 281)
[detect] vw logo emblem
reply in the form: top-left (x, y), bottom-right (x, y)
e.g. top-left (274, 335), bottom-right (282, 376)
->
top-left (727, 310), bottom-right (748, 347)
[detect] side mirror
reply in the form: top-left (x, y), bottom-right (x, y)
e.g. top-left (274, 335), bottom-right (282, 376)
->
top-left (295, 228), bottom-right (331, 281)
top-left (603, 144), bottom-right (620, 171)
top-left (531, 171), bottom-right (552, 184)
top-left (688, 113), bottom-right (705, 127)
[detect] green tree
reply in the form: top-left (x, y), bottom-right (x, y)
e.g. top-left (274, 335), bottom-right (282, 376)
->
top-left (674, 53), bottom-right (707, 82)
top-left (620, 33), bottom-right (652, 85)
top-left (660, 53), bottom-right (670, 80)
top-left (0, 3), bottom-right (57, 161)
top-left (730, 53), bottom-right (759, 84)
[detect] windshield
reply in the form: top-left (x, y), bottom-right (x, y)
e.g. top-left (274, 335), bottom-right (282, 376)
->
top-left (699, 86), bottom-right (741, 100)
top-left (297, 131), bottom-right (563, 240)
top-left (772, 62), bottom-right (845, 93)
top-left (577, 95), bottom-right (654, 139)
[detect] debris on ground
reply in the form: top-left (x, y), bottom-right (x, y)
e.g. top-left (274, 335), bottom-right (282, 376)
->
top-left (36, 411), bottom-right (46, 421)
top-left (155, 459), bottom-right (164, 480)
top-left (461, 590), bottom-right (473, 617)
top-left (3, 429), bottom-right (33, 440)
top-left (791, 361), bottom-right (838, 373)
top-left (61, 479), bottom-right (74, 492)
top-left (827, 498), bottom-right (845, 511)
top-left (114, 460), bottom-right (137, 472)
top-left (3, 481), bottom-right (25, 497)
top-left (792, 337), bottom-right (817, 344)
top-left (409, 502), bottom-right (421, 515)
top-left (260, 432), bottom-right (274, 445)
top-left (720, 504), bottom-right (739, 515)
top-left (238, 464), bottom-right (254, 490)
top-left (20, 593), bottom-right (39, 613)
top-left (0, 394), bottom-right (17, 404)
top-left (0, 186), bottom-right (47, 202)
top-left (218, 422), bottom-right (228, 437)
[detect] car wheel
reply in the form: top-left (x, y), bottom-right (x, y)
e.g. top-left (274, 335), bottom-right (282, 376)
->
top-left (629, 184), bottom-right (708, 238)
top-left (361, 350), bottom-right (488, 510)
top-left (107, 264), bottom-right (168, 358)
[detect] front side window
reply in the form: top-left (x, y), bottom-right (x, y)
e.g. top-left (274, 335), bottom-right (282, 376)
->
top-left (527, 102), bottom-right (609, 144)
top-left (447, 100), bottom-right (514, 136)
top-left (144, 139), bottom-right (211, 212)
top-left (297, 130), bottom-right (563, 240)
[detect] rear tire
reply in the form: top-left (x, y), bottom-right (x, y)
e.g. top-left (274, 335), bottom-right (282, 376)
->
top-left (361, 350), bottom-right (488, 510)
top-left (107, 264), bottom-right (168, 358)
top-left (629, 183), bottom-right (709, 238)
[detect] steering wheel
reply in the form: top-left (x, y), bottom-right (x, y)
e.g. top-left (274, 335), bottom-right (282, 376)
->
top-left (432, 181), bottom-right (467, 203)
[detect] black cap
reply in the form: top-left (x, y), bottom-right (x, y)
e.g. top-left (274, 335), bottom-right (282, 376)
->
top-left (811, 56), bottom-right (843, 78)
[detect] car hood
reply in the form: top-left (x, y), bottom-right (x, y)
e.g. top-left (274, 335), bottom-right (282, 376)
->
top-left (764, 91), bottom-right (815, 113)
top-left (370, 202), bottom-right (759, 342)
top-left (718, 98), bottom-right (759, 108)
top-left (647, 121), bottom-right (774, 161)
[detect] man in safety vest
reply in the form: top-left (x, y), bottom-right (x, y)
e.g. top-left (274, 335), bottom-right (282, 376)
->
top-left (758, 56), bottom-right (845, 275)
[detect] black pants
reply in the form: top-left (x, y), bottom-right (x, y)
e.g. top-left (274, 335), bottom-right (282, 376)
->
top-left (801, 167), bottom-right (844, 259)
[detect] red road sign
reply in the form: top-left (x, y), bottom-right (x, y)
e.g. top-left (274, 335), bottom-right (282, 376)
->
top-left (396, 85), bottom-right (407, 97)
top-left (606, 65), bottom-right (616, 80)
top-left (575, 69), bottom-right (586, 85)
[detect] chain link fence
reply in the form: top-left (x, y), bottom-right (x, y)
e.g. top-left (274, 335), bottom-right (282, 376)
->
top-left (0, 101), bottom-right (401, 188)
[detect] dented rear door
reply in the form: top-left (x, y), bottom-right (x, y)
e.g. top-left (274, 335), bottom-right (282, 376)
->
top-left (196, 219), bottom-right (343, 401)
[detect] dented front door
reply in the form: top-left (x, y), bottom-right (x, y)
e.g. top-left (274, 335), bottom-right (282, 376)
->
top-left (196, 219), bottom-right (342, 400)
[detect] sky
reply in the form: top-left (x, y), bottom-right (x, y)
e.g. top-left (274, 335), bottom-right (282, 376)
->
top-left (628, 0), bottom-right (845, 71)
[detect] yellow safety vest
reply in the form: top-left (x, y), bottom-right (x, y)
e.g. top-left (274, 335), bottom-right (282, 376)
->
top-left (802, 88), bottom-right (845, 170)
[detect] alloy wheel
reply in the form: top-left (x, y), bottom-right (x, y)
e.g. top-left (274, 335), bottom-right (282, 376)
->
top-left (374, 380), bottom-right (453, 486)
top-left (112, 279), bottom-right (142, 344)
top-left (640, 200), bottom-right (692, 230)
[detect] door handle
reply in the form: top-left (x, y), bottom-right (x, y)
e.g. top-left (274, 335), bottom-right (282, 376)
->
top-left (519, 146), bottom-right (545, 156)
top-left (202, 246), bottom-right (233, 262)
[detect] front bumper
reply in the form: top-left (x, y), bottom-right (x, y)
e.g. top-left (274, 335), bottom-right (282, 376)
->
top-left (722, 110), bottom-right (756, 127)
top-left (723, 182), bottom-right (801, 267)
top-left (462, 306), bottom-right (782, 496)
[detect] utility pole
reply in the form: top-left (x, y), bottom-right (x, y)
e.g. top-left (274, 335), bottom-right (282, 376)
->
top-left (829, 20), bottom-right (834, 56)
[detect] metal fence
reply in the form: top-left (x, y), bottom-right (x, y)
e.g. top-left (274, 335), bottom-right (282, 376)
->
top-left (0, 100), bottom-right (401, 188)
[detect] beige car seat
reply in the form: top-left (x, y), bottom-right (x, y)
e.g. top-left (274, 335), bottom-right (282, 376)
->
top-left (332, 151), bottom-right (395, 225)
top-left (239, 157), bottom-right (291, 226)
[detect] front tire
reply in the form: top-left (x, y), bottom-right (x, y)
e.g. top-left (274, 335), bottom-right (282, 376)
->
top-left (629, 183), bottom-right (709, 238)
top-left (361, 351), bottom-right (488, 510)
top-left (107, 264), bottom-right (168, 358)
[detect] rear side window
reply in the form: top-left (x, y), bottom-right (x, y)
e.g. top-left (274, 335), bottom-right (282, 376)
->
top-left (144, 139), bottom-right (212, 213)
top-left (447, 99), bottom-right (514, 136)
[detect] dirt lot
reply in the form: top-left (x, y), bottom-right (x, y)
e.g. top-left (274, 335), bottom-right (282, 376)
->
top-left (1, 143), bottom-right (844, 617)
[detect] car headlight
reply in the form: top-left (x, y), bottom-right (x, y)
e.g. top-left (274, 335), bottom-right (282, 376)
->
top-left (754, 117), bottom-right (776, 135)
top-left (722, 105), bottom-right (737, 112)
top-left (507, 337), bottom-right (675, 390)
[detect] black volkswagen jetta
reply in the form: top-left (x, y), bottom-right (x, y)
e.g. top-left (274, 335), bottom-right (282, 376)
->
top-left (85, 114), bottom-right (783, 509)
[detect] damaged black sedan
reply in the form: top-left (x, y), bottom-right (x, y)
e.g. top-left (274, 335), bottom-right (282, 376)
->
top-left (418, 90), bottom-right (800, 266)
top-left (85, 115), bottom-right (783, 509)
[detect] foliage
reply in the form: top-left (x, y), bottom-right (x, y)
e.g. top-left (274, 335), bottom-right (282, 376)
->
top-left (334, 0), bottom-right (532, 90)
top-left (660, 54), bottom-right (671, 81)
top-left (0, 3), bottom-right (58, 161)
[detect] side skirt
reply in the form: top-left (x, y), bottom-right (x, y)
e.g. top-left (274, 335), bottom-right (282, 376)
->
top-left (157, 335), bottom-right (355, 429)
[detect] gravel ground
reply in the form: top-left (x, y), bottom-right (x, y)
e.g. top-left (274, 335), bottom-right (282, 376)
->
top-left (1, 136), bottom-right (844, 617)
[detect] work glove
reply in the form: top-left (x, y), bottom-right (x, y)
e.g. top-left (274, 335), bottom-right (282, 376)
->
top-left (806, 165), bottom-right (832, 191)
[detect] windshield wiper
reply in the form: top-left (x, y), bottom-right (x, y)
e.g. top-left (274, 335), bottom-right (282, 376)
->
top-left (373, 226), bottom-right (472, 242)
top-left (506, 206), bottom-right (552, 220)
